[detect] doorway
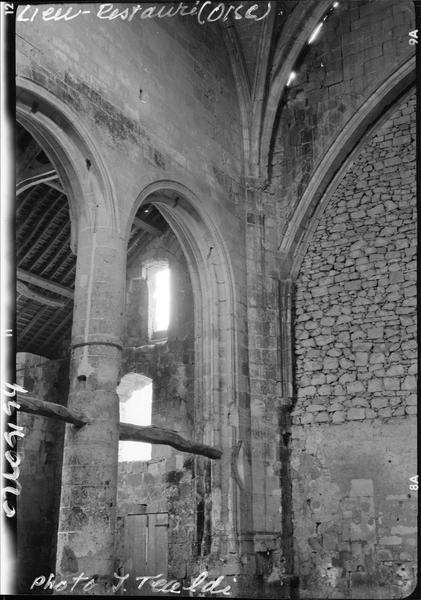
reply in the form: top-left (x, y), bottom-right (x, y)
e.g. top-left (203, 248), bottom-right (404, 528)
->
top-left (123, 512), bottom-right (169, 595)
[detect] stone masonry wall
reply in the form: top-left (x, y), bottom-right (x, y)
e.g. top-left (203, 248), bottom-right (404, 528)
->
top-left (116, 455), bottom-right (196, 583)
top-left (123, 228), bottom-right (195, 450)
top-left (291, 92), bottom-right (417, 597)
top-left (117, 228), bottom-right (198, 582)
top-left (16, 5), bottom-right (245, 248)
top-left (245, 2), bottom-right (415, 576)
top-left (269, 0), bottom-right (414, 240)
top-left (15, 353), bottom-right (69, 594)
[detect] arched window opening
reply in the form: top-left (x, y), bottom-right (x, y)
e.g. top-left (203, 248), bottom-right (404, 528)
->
top-left (117, 373), bottom-right (153, 462)
top-left (143, 261), bottom-right (170, 340)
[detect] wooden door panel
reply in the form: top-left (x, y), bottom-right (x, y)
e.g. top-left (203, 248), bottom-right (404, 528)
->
top-left (123, 513), bottom-right (168, 595)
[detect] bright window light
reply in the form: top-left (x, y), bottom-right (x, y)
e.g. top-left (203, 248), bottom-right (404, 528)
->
top-left (308, 22), bottom-right (323, 44)
top-left (152, 267), bottom-right (170, 333)
top-left (287, 71), bottom-right (296, 87)
top-left (119, 383), bottom-right (153, 462)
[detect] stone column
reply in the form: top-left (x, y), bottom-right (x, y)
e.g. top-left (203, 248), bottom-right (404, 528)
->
top-left (55, 224), bottom-right (126, 594)
top-left (278, 278), bottom-right (297, 591)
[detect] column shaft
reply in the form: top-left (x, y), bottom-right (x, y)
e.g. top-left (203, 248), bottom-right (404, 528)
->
top-left (55, 226), bottom-right (126, 593)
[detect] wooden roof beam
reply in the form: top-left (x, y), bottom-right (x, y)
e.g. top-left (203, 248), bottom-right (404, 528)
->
top-left (16, 168), bottom-right (60, 195)
top-left (17, 268), bottom-right (74, 299)
top-left (17, 280), bottom-right (66, 309)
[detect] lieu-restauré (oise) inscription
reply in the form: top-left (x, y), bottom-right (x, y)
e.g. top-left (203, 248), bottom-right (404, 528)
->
top-left (17, 2), bottom-right (272, 25)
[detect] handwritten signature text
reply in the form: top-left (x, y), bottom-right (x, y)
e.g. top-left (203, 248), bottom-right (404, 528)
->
top-left (31, 570), bottom-right (232, 595)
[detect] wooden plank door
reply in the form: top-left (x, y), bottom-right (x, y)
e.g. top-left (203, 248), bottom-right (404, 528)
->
top-left (123, 513), bottom-right (168, 595)
top-left (147, 513), bottom-right (168, 575)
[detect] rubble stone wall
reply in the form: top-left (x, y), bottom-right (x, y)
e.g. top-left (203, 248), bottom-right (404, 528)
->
top-left (292, 91), bottom-right (417, 597)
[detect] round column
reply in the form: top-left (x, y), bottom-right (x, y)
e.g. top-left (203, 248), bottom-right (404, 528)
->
top-left (55, 224), bottom-right (126, 594)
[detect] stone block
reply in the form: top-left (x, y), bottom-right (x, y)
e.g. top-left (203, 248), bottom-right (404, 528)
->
top-left (347, 408), bottom-right (366, 420)
top-left (379, 536), bottom-right (402, 545)
top-left (367, 379), bottom-right (383, 392)
top-left (367, 327), bottom-right (384, 339)
top-left (327, 348), bottom-right (342, 357)
top-left (301, 413), bottom-right (314, 424)
top-left (311, 373), bottom-right (326, 386)
top-left (320, 317), bottom-right (335, 327)
top-left (402, 376), bottom-right (416, 391)
top-left (354, 352), bottom-right (369, 366)
top-left (298, 386), bottom-right (316, 398)
top-left (386, 365), bottom-right (404, 377)
top-left (353, 342), bottom-right (372, 352)
top-left (371, 397), bottom-right (388, 410)
top-left (312, 286), bottom-right (328, 298)
top-left (318, 385), bottom-right (331, 396)
top-left (344, 280), bottom-right (362, 291)
top-left (307, 404), bottom-right (326, 413)
top-left (351, 398), bottom-right (369, 408)
top-left (314, 412), bottom-right (330, 423)
top-left (405, 405), bottom-right (417, 415)
top-left (339, 357), bottom-right (353, 369)
top-left (324, 357), bottom-right (339, 370)
top-left (339, 372), bottom-right (356, 384)
top-left (369, 353), bottom-right (385, 364)
top-left (332, 411), bottom-right (345, 423)
top-left (383, 377), bottom-right (400, 391)
top-left (315, 335), bottom-right (335, 346)
top-left (346, 380), bottom-right (365, 394)
top-left (378, 407), bottom-right (392, 417)
top-left (304, 360), bottom-right (323, 372)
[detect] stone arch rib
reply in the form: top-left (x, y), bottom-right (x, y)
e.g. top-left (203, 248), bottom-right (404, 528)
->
top-left (16, 77), bottom-right (119, 250)
top-left (278, 57), bottom-right (415, 280)
top-left (258, 0), bottom-right (332, 179)
top-left (128, 179), bottom-right (240, 554)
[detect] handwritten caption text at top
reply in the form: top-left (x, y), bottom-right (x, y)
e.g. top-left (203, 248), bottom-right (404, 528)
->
top-left (16, 2), bottom-right (272, 25)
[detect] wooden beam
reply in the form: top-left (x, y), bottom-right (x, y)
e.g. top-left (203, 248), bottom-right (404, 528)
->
top-left (16, 395), bottom-right (223, 459)
top-left (119, 423), bottom-right (223, 460)
top-left (19, 305), bottom-right (53, 340)
top-left (16, 168), bottom-right (59, 195)
top-left (45, 179), bottom-right (64, 193)
top-left (17, 394), bottom-right (89, 427)
top-left (17, 280), bottom-right (66, 309)
top-left (133, 216), bottom-right (161, 236)
top-left (17, 268), bottom-right (74, 299)
top-left (18, 192), bottom-right (64, 264)
top-left (29, 209), bottom-right (70, 273)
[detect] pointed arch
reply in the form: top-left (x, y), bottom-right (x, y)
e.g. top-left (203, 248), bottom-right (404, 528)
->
top-left (277, 57), bottom-right (415, 279)
top-left (126, 179), bottom-right (250, 554)
top-left (258, 0), bottom-right (332, 178)
top-left (16, 77), bottom-right (119, 251)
